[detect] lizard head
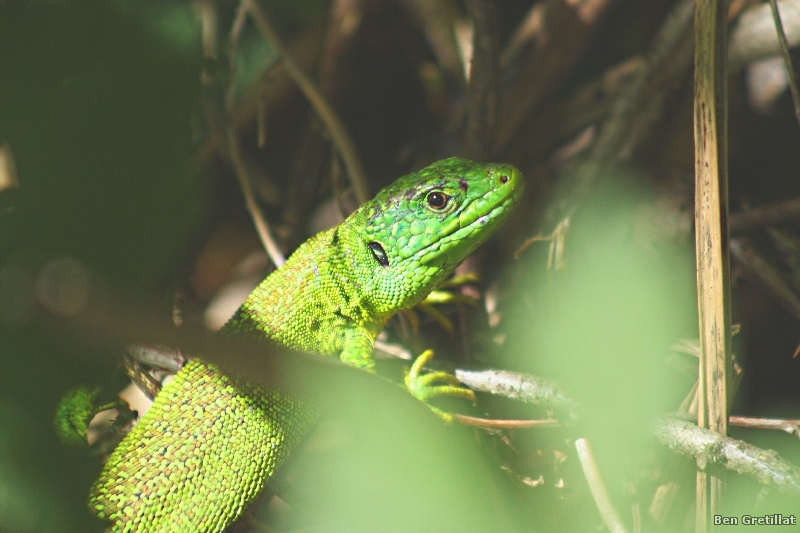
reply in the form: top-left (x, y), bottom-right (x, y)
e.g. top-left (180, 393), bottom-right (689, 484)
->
top-left (355, 157), bottom-right (524, 313)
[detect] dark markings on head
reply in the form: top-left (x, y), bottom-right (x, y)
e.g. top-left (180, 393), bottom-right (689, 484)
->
top-left (368, 241), bottom-right (389, 267)
top-left (459, 178), bottom-right (468, 191)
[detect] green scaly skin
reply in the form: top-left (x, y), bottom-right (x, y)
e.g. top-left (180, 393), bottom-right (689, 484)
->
top-left (87, 157), bottom-right (524, 532)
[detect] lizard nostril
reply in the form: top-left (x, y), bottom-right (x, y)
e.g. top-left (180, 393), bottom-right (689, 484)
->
top-left (499, 174), bottom-right (509, 184)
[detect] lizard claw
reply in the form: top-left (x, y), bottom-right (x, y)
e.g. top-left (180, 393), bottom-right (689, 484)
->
top-left (404, 350), bottom-right (476, 422)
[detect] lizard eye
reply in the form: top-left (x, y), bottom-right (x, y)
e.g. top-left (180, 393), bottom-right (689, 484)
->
top-left (426, 192), bottom-right (449, 210)
top-left (368, 241), bottom-right (389, 267)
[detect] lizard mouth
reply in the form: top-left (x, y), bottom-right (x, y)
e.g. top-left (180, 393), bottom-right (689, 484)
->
top-left (413, 165), bottom-right (524, 265)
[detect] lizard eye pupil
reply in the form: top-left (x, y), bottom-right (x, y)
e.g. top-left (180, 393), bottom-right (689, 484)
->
top-left (427, 192), bottom-right (448, 209)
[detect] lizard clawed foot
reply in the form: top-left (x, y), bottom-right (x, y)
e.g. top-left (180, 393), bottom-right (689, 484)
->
top-left (404, 349), bottom-right (476, 422)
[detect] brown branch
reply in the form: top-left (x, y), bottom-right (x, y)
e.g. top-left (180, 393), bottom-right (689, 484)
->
top-left (729, 196), bottom-right (800, 233)
top-left (493, 0), bottom-right (614, 153)
top-left (243, 0), bottom-right (370, 205)
top-left (226, 127), bottom-right (286, 267)
top-left (227, 2), bottom-right (286, 267)
top-left (730, 238), bottom-right (800, 322)
top-left (195, 1), bottom-right (287, 268)
top-left (462, 0), bottom-right (497, 160)
top-left (397, 0), bottom-right (464, 83)
top-left (541, 0), bottom-right (695, 228)
top-left (729, 415), bottom-right (800, 436)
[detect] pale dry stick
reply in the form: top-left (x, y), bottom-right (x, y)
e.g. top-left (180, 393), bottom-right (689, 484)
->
top-left (693, 0), bottom-right (732, 528)
top-left (227, 1), bottom-right (286, 267)
top-left (242, 0), bottom-right (370, 205)
top-left (0, 143), bottom-right (18, 193)
top-left (768, 0), bottom-right (800, 129)
top-left (452, 414), bottom-right (560, 429)
top-left (575, 438), bottom-right (628, 533)
top-left (435, 368), bottom-right (800, 489)
top-left (454, 368), bottom-right (578, 419)
top-left (654, 418), bottom-right (800, 495)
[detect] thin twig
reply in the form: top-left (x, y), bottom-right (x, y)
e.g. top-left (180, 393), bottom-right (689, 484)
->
top-left (768, 0), bottom-right (800, 129)
top-left (243, 0), bottom-right (370, 205)
top-left (729, 415), bottom-right (800, 436)
top-left (227, 2), bottom-right (285, 267)
top-left (226, 128), bottom-right (286, 267)
top-left (453, 414), bottom-right (560, 429)
top-left (730, 238), bottom-right (800, 322)
top-left (575, 438), bottom-right (628, 533)
top-left (729, 196), bottom-right (800, 233)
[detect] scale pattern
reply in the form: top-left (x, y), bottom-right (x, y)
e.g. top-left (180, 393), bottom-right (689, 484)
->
top-left (90, 359), bottom-right (317, 532)
top-left (86, 158), bottom-right (524, 531)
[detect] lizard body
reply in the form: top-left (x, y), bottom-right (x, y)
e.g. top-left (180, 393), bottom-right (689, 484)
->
top-left (88, 157), bottom-right (523, 532)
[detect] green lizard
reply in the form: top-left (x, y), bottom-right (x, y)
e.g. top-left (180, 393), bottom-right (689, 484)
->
top-left (75, 157), bottom-right (523, 532)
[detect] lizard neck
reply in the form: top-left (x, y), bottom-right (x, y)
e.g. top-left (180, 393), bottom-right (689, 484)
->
top-left (222, 225), bottom-right (392, 356)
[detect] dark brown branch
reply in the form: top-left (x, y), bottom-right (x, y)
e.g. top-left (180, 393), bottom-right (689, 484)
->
top-left (730, 197), bottom-right (800, 233)
top-left (730, 238), bottom-right (800, 322)
top-left (397, 0), bottom-right (464, 83)
top-left (542, 0), bottom-right (695, 227)
top-left (493, 0), bottom-right (614, 153)
top-left (462, 0), bottom-right (497, 160)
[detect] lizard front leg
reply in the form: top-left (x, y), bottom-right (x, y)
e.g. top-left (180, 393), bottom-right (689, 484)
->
top-left (339, 330), bottom-right (474, 421)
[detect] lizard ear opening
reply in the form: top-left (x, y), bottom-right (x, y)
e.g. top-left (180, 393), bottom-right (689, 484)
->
top-left (368, 241), bottom-right (389, 267)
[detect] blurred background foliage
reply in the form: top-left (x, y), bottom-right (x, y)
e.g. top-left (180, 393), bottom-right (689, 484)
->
top-left (1, 0), bottom-right (800, 531)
